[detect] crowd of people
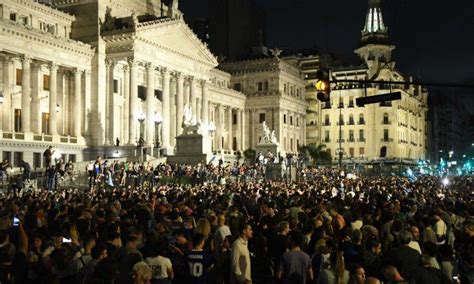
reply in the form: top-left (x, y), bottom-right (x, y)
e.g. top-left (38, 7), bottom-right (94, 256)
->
top-left (0, 157), bottom-right (473, 284)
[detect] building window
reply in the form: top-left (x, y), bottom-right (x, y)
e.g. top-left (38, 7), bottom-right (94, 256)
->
top-left (233, 83), bottom-right (241, 91)
top-left (154, 89), bottom-right (162, 101)
top-left (384, 129), bottom-right (389, 140)
top-left (359, 147), bottom-right (365, 156)
top-left (359, 129), bottom-right (365, 141)
top-left (113, 79), bottom-right (119, 93)
top-left (138, 85), bottom-right (146, 100)
top-left (296, 118), bottom-right (299, 127)
top-left (349, 114), bottom-right (354, 125)
top-left (43, 75), bottom-right (50, 91)
top-left (233, 137), bottom-right (237, 150)
top-left (284, 83), bottom-right (287, 94)
top-left (42, 112), bottom-right (50, 134)
top-left (16, 69), bottom-right (22, 85)
top-left (348, 97), bottom-right (354, 107)
top-left (68, 154), bottom-right (76, 163)
top-left (33, 153), bottom-right (42, 169)
top-left (264, 81), bottom-right (269, 91)
top-left (349, 148), bottom-right (354, 158)
top-left (20, 16), bottom-right (28, 25)
top-left (296, 88), bottom-right (300, 97)
top-left (14, 109), bottom-right (21, 132)
top-left (2, 152), bottom-right (12, 165)
top-left (259, 113), bottom-right (265, 123)
top-left (349, 130), bottom-right (354, 142)
top-left (324, 114), bottom-right (330, 125)
top-left (232, 114), bottom-right (237, 125)
top-left (283, 114), bottom-right (287, 124)
top-left (290, 138), bottom-right (293, 151)
top-left (290, 116), bottom-right (293, 125)
top-left (258, 82), bottom-right (263, 91)
top-left (10, 13), bottom-right (16, 21)
top-left (13, 152), bottom-right (23, 167)
top-left (383, 113), bottom-right (389, 124)
top-left (359, 114), bottom-right (365, 124)
top-left (325, 130), bottom-right (330, 142)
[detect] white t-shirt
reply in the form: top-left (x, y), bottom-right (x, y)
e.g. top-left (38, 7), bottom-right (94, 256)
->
top-left (145, 255), bottom-right (173, 279)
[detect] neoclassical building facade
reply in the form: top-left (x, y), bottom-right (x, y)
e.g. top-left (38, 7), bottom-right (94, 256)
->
top-left (0, 0), bottom-right (305, 167)
top-left (302, 0), bottom-right (428, 162)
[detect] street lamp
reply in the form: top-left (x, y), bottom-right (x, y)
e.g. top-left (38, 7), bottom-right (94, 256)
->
top-left (137, 110), bottom-right (146, 162)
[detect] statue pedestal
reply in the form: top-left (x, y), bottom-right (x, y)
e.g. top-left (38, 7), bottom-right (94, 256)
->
top-left (255, 143), bottom-right (285, 158)
top-left (167, 134), bottom-right (213, 165)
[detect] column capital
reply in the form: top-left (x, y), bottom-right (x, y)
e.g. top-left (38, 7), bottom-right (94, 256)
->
top-left (145, 62), bottom-right (154, 71)
top-left (160, 67), bottom-right (169, 75)
top-left (30, 62), bottom-right (42, 72)
top-left (188, 75), bottom-right (195, 83)
top-left (174, 71), bottom-right (183, 79)
top-left (127, 57), bottom-right (137, 66)
top-left (21, 55), bottom-right (32, 63)
top-left (122, 64), bottom-right (129, 72)
top-left (74, 67), bottom-right (84, 75)
top-left (83, 69), bottom-right (91, 76)
top-left (200, 79), bottom-right (208, 87)
top-left (49, 62), bottom-right (59, 71)
top-left (105, 58), bottom-right (116, 67)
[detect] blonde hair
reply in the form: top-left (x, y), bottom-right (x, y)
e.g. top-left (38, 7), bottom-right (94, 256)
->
top-left (133, 261), bottom-right (152, 281)
top-left (195, 218), bottom-right (211, 238)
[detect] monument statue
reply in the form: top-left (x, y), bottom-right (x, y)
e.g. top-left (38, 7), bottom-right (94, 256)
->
top-left (260, 121), bottom-right (271, 144)
top-left (182, 104), bottom-right (199, 134)
top-left (270, 130), bottom-right (279, 145)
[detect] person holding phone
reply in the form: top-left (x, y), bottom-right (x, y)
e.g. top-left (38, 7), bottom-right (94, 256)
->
top-left (0, 221), bottom-right (28, 283)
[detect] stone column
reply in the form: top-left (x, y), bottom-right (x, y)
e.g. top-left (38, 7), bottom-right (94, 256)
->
top-left (21, 55), bottom-right (31, 133)
top-left (73, 68), bottom-right (82, 137)
top-left (241, 109), bottom-right (246, 151)
top-left (227, 107), bottom-right (233, 150)
top-left (170, 76), bottom-right (176, 147)
top-left (251, 110), bottom-right (256, 148)
top-left (48, 62), bottom-right (58, 135)
top-left (236, 109), bottom-right (242, 151)
top-left (145, 62), bottom-right (155, 145)
top-left (217, 104), bottom-right (224, 150)
top-left (190, 76), bottom-right (197, 117)
top-left (176, 72), bottom-right (184, 136)
top-left (30, 63), bottom-right (41, 133)
top-left (183, 79), bottom-right (190, 106)
top-left (83, 70), bottom-right (91, 135)
top-left (106, 59), bottom-right (115, 144)
top-left (2, 58), bottom-right (12, 131)
top-left (122, 66), bottom-right (129, 143)
top-left (128, 58), bottom-right (138, 144)
top-left (161, 68), bottom-right (172, 154)
top-left (201, 80), bottom-right (208, 124)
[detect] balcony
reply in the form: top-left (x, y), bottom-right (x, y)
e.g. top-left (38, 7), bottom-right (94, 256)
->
top-left (348, 102), bottom-right (355, 108)
top-left (337, 139), bottom-right (346, 143)
top-left (348, 120), bottom-right (355, 125)
top-left (358, 138), bottom-right (366, 142)
top-left (358, 120), bottom-right (365, 125)
top-left (338, 103), bottom-right (344, 109)
top-left (324, 138), bottom-right (331, 143)
top-left (337, 121), bottom-right (345, 126)
top-left (348, 138), bottom-right (355, 142)
top-left (382, 120), bottom-right (391, 125)
top-left (380, 101), bottom-right (392, 107)
top-left (322, 122), bottom-right (331, 126)
top-left (381, 138), bottom-right (393, 142)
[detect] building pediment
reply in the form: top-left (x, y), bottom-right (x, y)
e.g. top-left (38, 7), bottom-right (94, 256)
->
top-left (135, 18), bottom-right (218, 68)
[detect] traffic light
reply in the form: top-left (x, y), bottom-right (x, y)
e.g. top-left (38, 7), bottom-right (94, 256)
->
top-left (315, 70), bottom-right (330, 102)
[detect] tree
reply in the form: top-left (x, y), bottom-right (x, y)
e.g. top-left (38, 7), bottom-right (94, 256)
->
top-left (243, 148), bottom-right (256, 164)
top-left (299, 143), bottom-right (332, 166)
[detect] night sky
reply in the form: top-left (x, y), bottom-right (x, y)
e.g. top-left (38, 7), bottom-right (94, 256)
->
top-left (181, 0), bottom-right (474, 112)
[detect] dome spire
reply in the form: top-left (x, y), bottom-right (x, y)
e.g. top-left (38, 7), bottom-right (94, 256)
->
top-left (361, 0), bottom-right (388, 44)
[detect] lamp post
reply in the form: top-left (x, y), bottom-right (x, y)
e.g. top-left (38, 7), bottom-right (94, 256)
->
top-left (154, 112), bottom-right (162, 157)
top-left (137, 110), bottom-right (146, 163)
